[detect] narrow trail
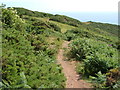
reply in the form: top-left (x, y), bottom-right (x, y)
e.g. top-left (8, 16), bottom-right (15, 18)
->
top-left (57, 41), bottom-right (92, 88)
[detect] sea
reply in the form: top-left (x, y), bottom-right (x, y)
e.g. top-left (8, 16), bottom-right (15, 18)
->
top-left (51, 12), bottom-right (118, 25)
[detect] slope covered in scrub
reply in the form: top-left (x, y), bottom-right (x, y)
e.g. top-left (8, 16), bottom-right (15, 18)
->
top-left (1, 6), bottom-right (120, 89)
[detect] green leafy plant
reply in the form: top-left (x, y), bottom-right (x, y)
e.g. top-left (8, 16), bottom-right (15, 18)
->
top-left (70, 38), bottom-right (118, 76)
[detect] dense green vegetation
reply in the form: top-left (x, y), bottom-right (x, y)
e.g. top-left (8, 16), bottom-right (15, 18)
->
top-left (67, 35), bottom-right (120, 88)
top-left (86, 21), bottom-right (119, 36)
top-left (1, 7), bottom-right (66, 88)
top-left (13, 7), bottom-right (54, 18)
top-left (1, 6), bottom-right (120, 89)
top-left (14, 7), bottom-right (82, 27)
top-left (49, 14), bottom-right (82, 27)
top-left (70, 38), bottom-right (119, 75)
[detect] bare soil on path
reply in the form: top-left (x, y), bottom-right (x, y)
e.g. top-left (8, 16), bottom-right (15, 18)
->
top-left (57, 41), bottom-right (92, 88)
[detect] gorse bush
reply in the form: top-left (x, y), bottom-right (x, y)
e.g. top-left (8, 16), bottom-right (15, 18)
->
top-left (70, 38), bottom-right (119, 76)
top-left (2, 8), bottom-right (25, 32)
top-left (2, 7), bottom-right (66, 88)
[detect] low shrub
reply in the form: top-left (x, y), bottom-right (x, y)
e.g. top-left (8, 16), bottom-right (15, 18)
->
top-left (70, 38), bottom-right (119, 76)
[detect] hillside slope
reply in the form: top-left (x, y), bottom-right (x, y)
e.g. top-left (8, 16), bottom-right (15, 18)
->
top-left (2, 7), bottom-right (120, 89)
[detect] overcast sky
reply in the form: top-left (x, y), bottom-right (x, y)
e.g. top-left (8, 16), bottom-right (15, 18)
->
top-left (1, 0), bottom-right (119, 13)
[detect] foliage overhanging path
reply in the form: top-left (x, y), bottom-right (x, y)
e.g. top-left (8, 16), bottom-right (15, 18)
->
top-left (57, 41), bottom-right (92, 88)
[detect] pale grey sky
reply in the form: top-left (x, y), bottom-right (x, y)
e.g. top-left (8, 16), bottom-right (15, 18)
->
top-left (1, 0), bottom-right (119, 12)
